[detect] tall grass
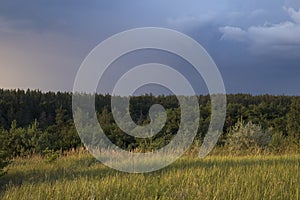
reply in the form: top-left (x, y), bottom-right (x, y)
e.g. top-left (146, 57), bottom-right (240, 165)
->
top-left (0, 152), bottom-right (299, 200)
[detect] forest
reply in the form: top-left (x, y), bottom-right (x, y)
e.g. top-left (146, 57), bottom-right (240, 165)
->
top-left (0, 89), bottom-right (299, 163)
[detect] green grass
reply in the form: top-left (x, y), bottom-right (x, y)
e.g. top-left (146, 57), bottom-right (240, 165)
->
top-left (0, 152), bottom-right (299, 200)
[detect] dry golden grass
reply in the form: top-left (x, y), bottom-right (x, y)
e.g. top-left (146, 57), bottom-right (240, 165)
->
top-left (0, 152), bottom-right (299, 200)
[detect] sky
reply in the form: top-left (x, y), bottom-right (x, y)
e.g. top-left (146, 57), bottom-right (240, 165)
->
top-left (0, 0), bottom-right (300, 95)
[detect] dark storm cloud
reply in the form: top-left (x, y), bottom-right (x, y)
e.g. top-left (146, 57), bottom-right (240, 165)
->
top-left (0, 0), bottom-right (299, 94)
top-left (219, 8), bottom-right (300, 57)
top-left (174, 2), bottom-right (300, 94)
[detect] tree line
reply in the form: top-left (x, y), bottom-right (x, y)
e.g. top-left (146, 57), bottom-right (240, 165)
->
top-left (0, 89), bottom-right (299, 160)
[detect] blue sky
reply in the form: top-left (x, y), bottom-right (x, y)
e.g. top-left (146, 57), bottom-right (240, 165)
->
top-left (0, 0), bottom-right (299, 95)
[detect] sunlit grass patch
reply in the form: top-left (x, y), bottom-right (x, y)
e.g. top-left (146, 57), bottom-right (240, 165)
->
top-left (0, 153), bottom-right (299, 200)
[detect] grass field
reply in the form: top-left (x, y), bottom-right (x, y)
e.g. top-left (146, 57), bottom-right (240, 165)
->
top-left (0, 152), bottom-right (299, 200)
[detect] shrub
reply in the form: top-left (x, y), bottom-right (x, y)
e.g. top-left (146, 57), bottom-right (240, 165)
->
top-left (268, 131), bottom-right (286, 153)
top-left (226, 119), bottom-right (271, 154)
top-left (0, 151), bottom-right (9, 177)
top-left (0, 129), bottom-right (9, 177)
top-left (42, 149), bottom-right (60, 163)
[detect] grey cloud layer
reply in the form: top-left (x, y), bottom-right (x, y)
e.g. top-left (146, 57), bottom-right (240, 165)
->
top-left (219, 7), bottom-right (300, 57)
top-left (0, 0), bottom-right (299, 94)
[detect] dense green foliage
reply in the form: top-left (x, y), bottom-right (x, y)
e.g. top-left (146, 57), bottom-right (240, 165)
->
top-left (0, 153), bottom-right (299, 199)
top-left (0, 89), bottom-right (299, 159)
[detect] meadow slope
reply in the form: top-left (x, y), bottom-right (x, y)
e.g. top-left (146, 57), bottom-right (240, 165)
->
top-left (0, 153), bottom-right (299, 200)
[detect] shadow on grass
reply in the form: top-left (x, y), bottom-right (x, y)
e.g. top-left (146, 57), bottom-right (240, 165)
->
top-left (0, 157), bottom-right (116, 195)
